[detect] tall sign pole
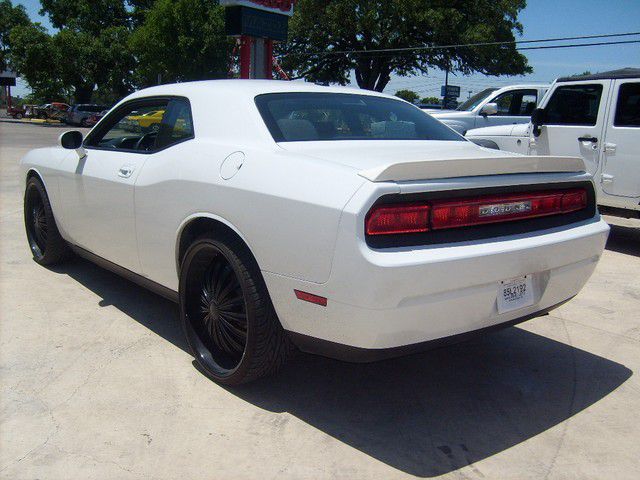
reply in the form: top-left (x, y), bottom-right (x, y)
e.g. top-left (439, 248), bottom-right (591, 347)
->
top-left (221, 1), bottom-right (295, 79)
top-left (1, 71), bottom-right (17, 111)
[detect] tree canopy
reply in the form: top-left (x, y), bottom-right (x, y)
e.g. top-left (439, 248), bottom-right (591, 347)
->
top-left (5, 0), bottom-right (533, 103)
top-left (130, 0), bottom-right (232, 87)
top-left (6, 0), bottom-right (230, 103)
top-left (394, 89), bottom-right (420, 103)
top-left (281, 0), bottom-right (532, 91)
top-left (0, 0), bottom-right (30, 71)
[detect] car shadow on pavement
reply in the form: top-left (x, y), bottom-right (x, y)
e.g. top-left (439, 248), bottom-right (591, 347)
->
top-left (51, 257), bottom-right (632, 478)
top-left (605, 223), bottom-right (640, 257)
top-left (230, 329), bottom-right (631, 477)
top-left (50, 257), bottom-right (187, 352)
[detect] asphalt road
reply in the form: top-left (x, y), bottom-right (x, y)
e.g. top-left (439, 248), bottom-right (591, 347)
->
top-left (1, 122), bottom-right (639, 480)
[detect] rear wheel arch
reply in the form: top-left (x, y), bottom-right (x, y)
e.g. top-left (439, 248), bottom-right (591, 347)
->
top-left (176, 215), bottom-right (258, 275)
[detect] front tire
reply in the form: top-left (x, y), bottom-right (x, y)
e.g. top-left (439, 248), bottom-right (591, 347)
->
top-left (24, 177), bottom-right (72, 265)
top-left (180, 232), bottom-right (293, 385)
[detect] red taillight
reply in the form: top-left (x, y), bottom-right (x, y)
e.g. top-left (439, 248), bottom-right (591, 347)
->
top-left (365, 203), bottom-right (430, 236)
top-left (367, 189), bottom-right (587, 235)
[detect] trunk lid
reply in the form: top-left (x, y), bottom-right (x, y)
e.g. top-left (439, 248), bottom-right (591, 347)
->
top-left (278, 140), bottom-right (585, 182)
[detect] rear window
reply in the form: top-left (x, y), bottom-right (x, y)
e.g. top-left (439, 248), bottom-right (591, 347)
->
top-left (255, 93), bottom-right (463, 142)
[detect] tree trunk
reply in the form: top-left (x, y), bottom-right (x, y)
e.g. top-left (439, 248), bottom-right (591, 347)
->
top-left (73, 84), bottom-right (94, 104)
top-left (355, 61), bottom-right (393, 92)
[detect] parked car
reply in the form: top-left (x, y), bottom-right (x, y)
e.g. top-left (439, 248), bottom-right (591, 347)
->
top-left (121, 109), bottom-right (166, 132)
top-left (7, 105), bottom-right (26, 119)
top-left (84, 109), bottom-right (109, 128)
top-left (35, 103), bottom-right (70, 121)
top-left (66, 104), bottom-right (108, 126)
top-left (20, 81), bottom-right (609, 385)
top-left (424, 84), bottom-right (550, 134)
top-left (466, 68), bottom-right (640, 218)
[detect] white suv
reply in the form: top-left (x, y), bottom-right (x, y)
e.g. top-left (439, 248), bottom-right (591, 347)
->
top-left (424, 84), bottom-right (550, 134)
top-left (466, 68), bottom-right (640, 218)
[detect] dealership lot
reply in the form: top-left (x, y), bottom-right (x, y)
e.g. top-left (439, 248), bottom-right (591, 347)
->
top-left (1, 122), bottom-right (639, 479)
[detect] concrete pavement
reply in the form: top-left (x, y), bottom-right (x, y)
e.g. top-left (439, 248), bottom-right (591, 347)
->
top-left (1, 122), bottom-right (639, 479)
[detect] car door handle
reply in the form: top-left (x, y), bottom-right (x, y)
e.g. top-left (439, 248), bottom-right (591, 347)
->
top-left (118, 166), bottom-right (134, 178)
top-left (604, 142), bottom-right (617, 153)
top-left (577, 136), bottom-right (598, 143)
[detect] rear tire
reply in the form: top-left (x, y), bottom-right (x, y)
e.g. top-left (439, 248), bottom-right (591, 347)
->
top-left (179, 232), bottom-right (294, 385)
top-left (24, 177), bottom-right (72, 266)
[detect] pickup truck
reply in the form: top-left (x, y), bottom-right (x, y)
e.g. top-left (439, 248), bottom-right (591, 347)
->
top-left (466, 68), bottom-right (640, 218)
top-left (424, 84), bottom-right (550, 134)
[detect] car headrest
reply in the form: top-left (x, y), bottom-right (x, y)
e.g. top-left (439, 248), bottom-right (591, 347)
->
top-left (276, 119), bottom-right (319, 141)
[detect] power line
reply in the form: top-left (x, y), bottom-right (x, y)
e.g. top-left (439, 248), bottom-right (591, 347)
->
top-left (518, 39), bottom-right (640, 50)
top-left (293, 31), bottom-right (640, 57)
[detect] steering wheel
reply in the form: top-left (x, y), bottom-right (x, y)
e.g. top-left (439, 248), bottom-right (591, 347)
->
top-left (134, 132), bottom-right (156, 151)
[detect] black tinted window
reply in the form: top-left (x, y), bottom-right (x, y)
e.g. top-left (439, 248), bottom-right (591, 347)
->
top-left (79, 105), bottom-right (105, 113)
top-left (256, 93), bottom-right (463, 142)
top-left (614, 82), bottom-right (640, 127)
top-left (545, 85), bottom-right (603, 126)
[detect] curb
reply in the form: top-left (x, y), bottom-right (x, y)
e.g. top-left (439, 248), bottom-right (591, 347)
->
top-left (0, 118), bottom-right (68, 128)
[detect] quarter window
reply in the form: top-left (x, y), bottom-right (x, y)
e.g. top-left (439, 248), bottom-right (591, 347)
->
top-left (545, 84), bottom-right (603, 126)
top-left (614, 82), bottom-right (640, 127)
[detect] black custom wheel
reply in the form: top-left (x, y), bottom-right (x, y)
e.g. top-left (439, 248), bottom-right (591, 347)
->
top-left (180, 232), bottom-right (294, 385)
top-left (24, 177), bottom-right (72, 265)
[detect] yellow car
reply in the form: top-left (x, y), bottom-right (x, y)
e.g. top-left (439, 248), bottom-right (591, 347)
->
top-left (123, 110), bottom-right (165, 132)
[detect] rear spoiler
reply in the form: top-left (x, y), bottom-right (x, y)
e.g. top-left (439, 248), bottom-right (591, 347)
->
top-left (358, 156), bottom-right (586, 182)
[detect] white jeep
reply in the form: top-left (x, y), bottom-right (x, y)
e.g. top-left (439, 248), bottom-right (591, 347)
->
top-left (466, 68), bottom-right (640, 218)
top-left (424, 84), bottom-right (549, 134)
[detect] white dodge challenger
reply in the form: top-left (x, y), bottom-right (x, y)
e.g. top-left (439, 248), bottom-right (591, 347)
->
top-left (20, 81), bottom-right (610, 384)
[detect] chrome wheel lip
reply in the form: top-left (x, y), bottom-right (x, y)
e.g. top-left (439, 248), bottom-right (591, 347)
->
top-left (183, 243), bottom-right (249, 377)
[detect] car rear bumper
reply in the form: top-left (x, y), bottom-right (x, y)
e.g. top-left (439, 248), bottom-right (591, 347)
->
top-left (264, 217), bottom-right (609, 355)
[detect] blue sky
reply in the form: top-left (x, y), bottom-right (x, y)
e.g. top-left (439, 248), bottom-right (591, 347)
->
top-left (11, 0), bottom-right (640, 98)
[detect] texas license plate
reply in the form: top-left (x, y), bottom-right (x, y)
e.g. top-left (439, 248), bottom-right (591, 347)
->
top-left (497, 275), bottom-right (534, 314)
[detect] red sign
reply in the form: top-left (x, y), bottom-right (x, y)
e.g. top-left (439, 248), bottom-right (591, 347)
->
top-left (219, 0), bottom-right (296, 16)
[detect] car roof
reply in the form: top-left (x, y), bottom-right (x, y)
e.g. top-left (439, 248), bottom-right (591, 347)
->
top-left (125, 79), bottom-right (392, 102)
top-left (556, 68), bottom-right (640, 82)
top-left (494, 84), bottom-right (551, 90)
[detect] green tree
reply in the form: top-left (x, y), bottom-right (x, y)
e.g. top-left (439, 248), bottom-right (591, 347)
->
top-left (0, 0), bottom-right (31, 71)
top-left (9, 23), bottom-right (70, 102)
top-left (130, 0), bottom-right (232, 87)
top-left (10, 0), bottom-right (136, 103)
top-left (39, 0), bottom-right (130, 34)
top-left (421, 96), bottom-right (441, 105)
top-left (395, 89), bottom-right (419, 103)
top-left (282, 0), bottom-right (531, 91)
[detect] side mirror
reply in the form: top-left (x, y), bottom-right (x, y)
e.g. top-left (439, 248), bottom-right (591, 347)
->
top-left (480, 103), bottom-right (498, 116)
top-left (59, 130), bottom-right (83, 150)
top-left (531, 108), bottom-right (546, 137)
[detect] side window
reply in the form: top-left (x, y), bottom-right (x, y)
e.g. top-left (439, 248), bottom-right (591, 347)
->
top-left (614, 82), bottom-right (640, 127)
top-left (519, 93), bottom-right (538, 116)
top-left (545, 84), bottom-right (603, 126)
top-left (492, 89), bottom-right (538, 116)
top-left (493, 91), bottom-right (516, 115)
top-left (87, 101), bottom-right (169, 152)
top-left (155, 99), bottom-right (195, 149)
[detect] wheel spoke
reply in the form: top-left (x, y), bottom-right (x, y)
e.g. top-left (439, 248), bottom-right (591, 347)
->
top-left (219, 295), bottom-right (244, 310)
top-left (220, 316), bottom-right (247, 339)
